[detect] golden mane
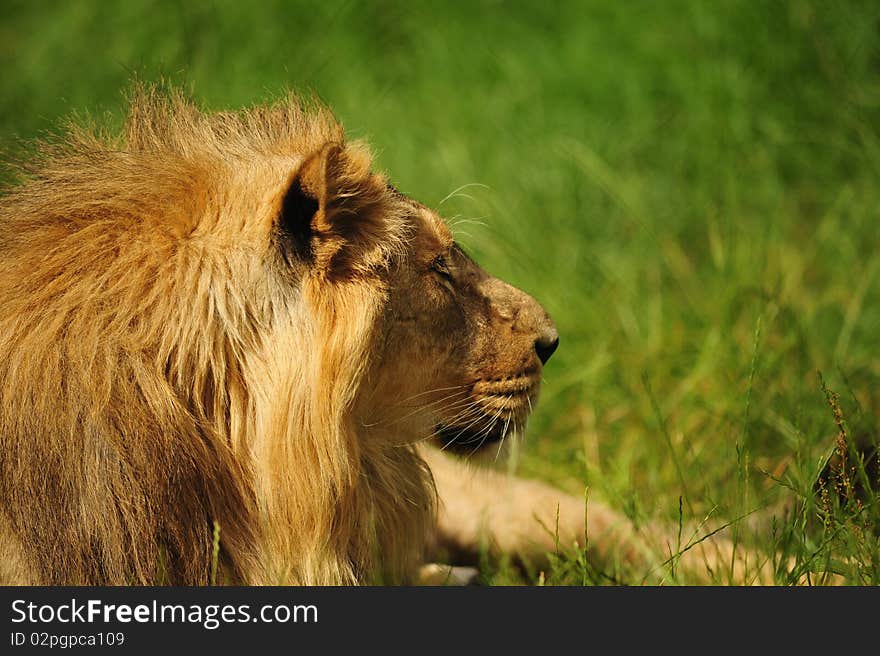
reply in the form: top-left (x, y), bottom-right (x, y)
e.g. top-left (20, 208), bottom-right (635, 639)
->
top-left (0, 87), bottom-right (433, 585)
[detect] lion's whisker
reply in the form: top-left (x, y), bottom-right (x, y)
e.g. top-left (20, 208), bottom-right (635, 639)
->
top-left (495, 413), bottom-right (513, 462)
top-left (448, 217), bottom-right (489, 229)
top-left (443, 402), bottom-right (495, 445)
top-left (401, 400), bottom-right (485, 448)
top-left (437, 410), bottom-right (489, 450)
top-left (368, 389), bottom-right (470, 427)
top-left (437, 182), bottom-right (490, 207)
top-left (394, 384), bottom-right (471, 405)
top-left (466, 395), bottom-right (510, 457)
top-left (407, 397), bottom-right (484, 434)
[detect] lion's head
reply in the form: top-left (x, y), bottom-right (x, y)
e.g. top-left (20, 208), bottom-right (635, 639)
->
top-left (364, 195), bottom-right (559, 457)
top-left (0, 88), bottom-right (556, 585)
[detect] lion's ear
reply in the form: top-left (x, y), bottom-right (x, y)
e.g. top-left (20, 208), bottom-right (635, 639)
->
top-left (279, 142), bottom-right (388, 275)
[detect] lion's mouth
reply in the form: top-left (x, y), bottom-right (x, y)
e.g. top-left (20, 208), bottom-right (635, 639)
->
top-left (433, 373), bottom-right (541, 455)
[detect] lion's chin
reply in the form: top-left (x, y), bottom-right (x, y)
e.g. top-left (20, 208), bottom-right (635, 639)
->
top-left (434, 422), bottom-right (507, 456)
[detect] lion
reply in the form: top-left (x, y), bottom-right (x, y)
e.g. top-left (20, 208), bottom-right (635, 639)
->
top-left (0, 87), bottom-right (771, 586)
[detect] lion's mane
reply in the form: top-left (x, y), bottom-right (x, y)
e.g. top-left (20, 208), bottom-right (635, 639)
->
top-left (0, 88), bottom-right (434, 585)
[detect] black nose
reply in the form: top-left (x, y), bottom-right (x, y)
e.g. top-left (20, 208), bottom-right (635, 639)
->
top-left (535, 329), bottom-right (559, 365)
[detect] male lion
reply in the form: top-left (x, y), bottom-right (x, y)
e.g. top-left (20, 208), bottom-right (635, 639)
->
top-left (0, 88), bottom-right (762, 585)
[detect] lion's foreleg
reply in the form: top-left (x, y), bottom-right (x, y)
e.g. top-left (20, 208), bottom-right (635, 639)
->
top-left (420, 446), bottom-right (641, 571)
top-left (421, 445), bottom-right (779, 584)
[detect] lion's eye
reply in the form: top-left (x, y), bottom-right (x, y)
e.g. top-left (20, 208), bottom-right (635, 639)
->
top-left (430, 255), bottom-right (454, 284)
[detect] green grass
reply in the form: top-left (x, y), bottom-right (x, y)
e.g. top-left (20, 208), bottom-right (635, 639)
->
top-left (2, 0), bottom-right (879, 584)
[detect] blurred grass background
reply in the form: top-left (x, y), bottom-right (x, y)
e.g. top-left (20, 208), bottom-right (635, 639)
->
top-left (2, 0), bottom-right (879, 584)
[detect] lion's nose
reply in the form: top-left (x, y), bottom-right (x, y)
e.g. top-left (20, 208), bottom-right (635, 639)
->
top-left (534, 328), bottom-right (559, 365)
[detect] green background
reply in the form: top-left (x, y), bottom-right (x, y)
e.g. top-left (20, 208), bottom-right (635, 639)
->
top-left (2, 0), bottom-right (879, 583)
